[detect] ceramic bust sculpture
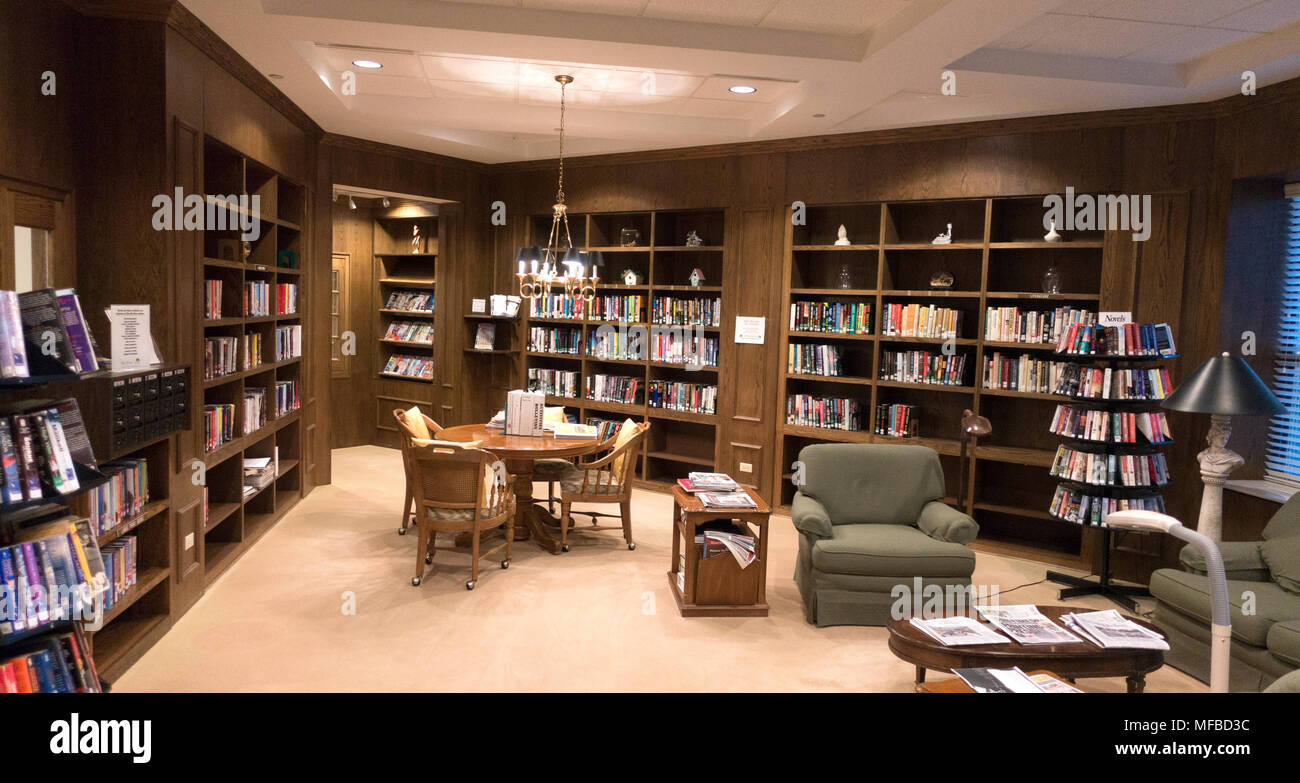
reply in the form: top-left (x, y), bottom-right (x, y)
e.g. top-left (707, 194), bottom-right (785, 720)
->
top-left (931, 223), bottom-right (952, 245)
top-left (834, 224), bottom-right (851, 246)
top-left (1044, 219), bottom-right (1062, 242)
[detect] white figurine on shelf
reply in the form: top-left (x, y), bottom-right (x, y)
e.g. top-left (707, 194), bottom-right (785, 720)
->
top-left (834, 224), bottom-right (851, 246)
top-left (689, 268), bottom-right (705, 287)
top-left (1044, 218), bottom-right (1062, 242)
top-left (931, 224), bottom-right (952, 245)
top-left (411, 224), bottom-right (421, 253)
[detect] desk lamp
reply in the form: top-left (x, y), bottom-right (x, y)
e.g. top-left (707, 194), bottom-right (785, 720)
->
top-left (1106, 510), bottom-right (1230, 693)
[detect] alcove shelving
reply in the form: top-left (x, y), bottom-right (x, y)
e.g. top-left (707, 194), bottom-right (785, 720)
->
top-left (373, 211), bottom-right (438, 384)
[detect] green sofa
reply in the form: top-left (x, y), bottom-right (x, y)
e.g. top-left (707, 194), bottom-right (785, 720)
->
top-left (1149, 493), bottom-right (1300, 691)
top-left (790, 443), bottom-right (979, 627)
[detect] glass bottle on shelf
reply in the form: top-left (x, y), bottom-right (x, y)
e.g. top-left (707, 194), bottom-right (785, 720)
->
top-left (836, 262), bottom-right (854, 289)
top-left (1041, 265), bottom-right (1062, 294)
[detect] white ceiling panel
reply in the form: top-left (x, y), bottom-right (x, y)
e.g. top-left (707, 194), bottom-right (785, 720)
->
top-left (758, 0), bottom-right (908, 35)
top-left (990, 13), bottom-right (1078, 49)
top-left (641, 0), bottom-right (779, 27)
top-left (1209, 0), bottom-right (1300, 32)
top-left (1125, 25), bottom-right (1258, 63)
top-left (1021, 16), bottom-right (1190, 58)
top-left (1090, 0), bottom-right (1261, 26)
top-left (519, 0), bottom-right (648, 15)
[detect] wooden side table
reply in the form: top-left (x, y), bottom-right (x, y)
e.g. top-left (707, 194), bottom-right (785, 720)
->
top-left (667, 485), bottom-right (770, 617)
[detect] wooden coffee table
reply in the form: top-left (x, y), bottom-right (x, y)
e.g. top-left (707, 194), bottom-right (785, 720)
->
top-left (886, 605), bottom-right (1166, 694)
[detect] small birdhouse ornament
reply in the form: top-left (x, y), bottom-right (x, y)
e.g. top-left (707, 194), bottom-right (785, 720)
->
top-left (689, 268), bottom-right (705, 287)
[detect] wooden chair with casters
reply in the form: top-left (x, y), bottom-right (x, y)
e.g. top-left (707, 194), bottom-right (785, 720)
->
top-left (408, 440), bottom-right (514, 590)
top-left (393, 407), bottom-right (445, 536)
top-left (555, 420), bottom-right (650, 553)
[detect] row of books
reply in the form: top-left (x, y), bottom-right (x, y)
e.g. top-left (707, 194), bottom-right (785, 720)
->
top-left (588, 374), bottom-right (641, 405)
top-left (880, 303), bottom-right (962, 339)
top-left (648, 380), bottom-right (716, 415)
top-left (650, 334), bottom-right (718, 366)
top-left (385, 321), bottom-right (434, 344)
top-left (245, 332), bottom-right (263, 369)
top-left (1052, 364), bottom-right (1172, 400)
top-left (789, 300), bottom-right (871, 334)
top-left (788, 342), bottom-right (844, 377)
top-left (0, 289), bottom-right (98, 377)
top-left (205, 336), bottom-right (239, 379)
top-left (77, 458), bottom-right (149, 536)
top-left (274, 380), bottom-right (300, 417)
top-left (879, 350), bottom-right (968, 386)
top-left (0, 516), bottom-right (99, 635)
top-left (205, 279), bottom-right (224, 320)
top-left (650, 296), bottom-right (721, 326)
top-left (528, 326), bottom-right (582, 354)
top-left (1056, 322), bottom-right (1176, 356)
top-left (588, 329), bottom-right (643, 360)
top-left (244, 281), bottom-right (272, 317)
top-left (787, 394), bottom-right (863, 431)
top-left (276, 324), bottom-right (302, 361)
top-left (1050, 445), bottom-right (1170, 487)
top-left (382, 354), bottom-right (434, 380)
top-left (385, 290), bottom-right (434, 312)
top-left (1049, 405), bottom-right (1173, 444)
top-left (874, 403), bottom-right (918, 438)
top-left (0, 405), bottom-right (83, 503)
top-left (275, 283), bottom-right (298, 315)
top-left (527, 368), bottom-right (580, 398)
top-left (982, 353), bottom-right (1067, 394)
top-left (583, 418), bottom-right (623, 443)
top-left (1049, 485), bottom-right (1166, 526)
top-left (243, 387), bottom-right (267, 435)
top-left (0, 630), bottom-right (99, 692)
top-left (588, 295), bottom-right (644, 323)
top-left (98, 535), bottom-right (138, 614)
top-left (203, 404), bottom-right (235, 452)
top-left (984, 306), bottom-right (1096, 344)
top-left (529, 294), bottom-right (589, 320)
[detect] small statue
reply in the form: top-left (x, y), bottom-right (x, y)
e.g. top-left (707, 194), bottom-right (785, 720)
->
top-left (834, 224), bottom-right (851, 246)
top-left (931, 224), bottom-right (952, 245)
top-left (929, 270), bottom-right (954, 289)
top-left (688, 268), bottom-right (705, 287)
top-left (411, 224), bottom-right (421, 253)
top-left (685, 230), bottom-right (703, 247)
top-left (1044, 219), bottom-right (1062, 242)
top-left (241, 241), bottom-right (252, 261)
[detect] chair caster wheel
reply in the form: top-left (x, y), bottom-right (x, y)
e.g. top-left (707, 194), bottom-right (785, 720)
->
top-left (561, 544), bottom-right (569, 552)
top-left (411, 577), bottom-right (421, 587)
top-left (501, 559), bottom-right (510, 569)
top-left (627, 541), bottom-right (636, 550)
top-left (466, 580), bottom-right (476, 590)
top-left (398, 527), bottom-right (407, 535)
top-left (425, 555), bottom-right (433, 564)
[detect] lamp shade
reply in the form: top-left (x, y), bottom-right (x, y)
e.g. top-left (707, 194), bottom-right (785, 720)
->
top-left (1162, 352), bottom-right (1285, 416)
top-left (514, 246), bottom-right (541, 265)
top-left (586, 250), bottom-right (605, 268)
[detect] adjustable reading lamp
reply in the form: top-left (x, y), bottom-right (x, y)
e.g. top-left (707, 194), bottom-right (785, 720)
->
top-left (955, 409), bottom-right (991, 509)
top-left (1106, 510), bottom-right (1230, 693)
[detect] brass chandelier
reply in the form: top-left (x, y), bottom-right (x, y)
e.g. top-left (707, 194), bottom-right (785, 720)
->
top-left (516, 74), bottom-right (600, 303)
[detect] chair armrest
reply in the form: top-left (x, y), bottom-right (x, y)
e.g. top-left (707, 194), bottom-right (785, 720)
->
top-left (917, 501), bottom-right (979, 544)
top-left (791, 492), bottom-right (832, 539)
top-left (1180, 540), bottom-right (1269, 580)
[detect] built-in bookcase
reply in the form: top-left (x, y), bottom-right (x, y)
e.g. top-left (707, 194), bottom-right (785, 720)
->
top-left (776, 197), bottom-right (1111, 567)
top-left (522, 208), bottom-right (726, 491)
top-left (373, 211), bottom-right (438, 383)
top-left (199, 136), bottom-right (307, 584)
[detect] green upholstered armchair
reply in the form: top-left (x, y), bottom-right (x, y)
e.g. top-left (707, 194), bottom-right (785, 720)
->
top-left (791, 443), bottom-right (979, 627)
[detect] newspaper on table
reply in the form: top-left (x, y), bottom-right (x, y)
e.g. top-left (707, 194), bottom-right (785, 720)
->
top-left (1060, 609), bottom-right (1170, 650)
top-left (975, 604), bottom-right (1083, 645)
top-left (953, 667), bottom-right (1044, 693)
top-left (909, 615), bottom-right (1010, 646)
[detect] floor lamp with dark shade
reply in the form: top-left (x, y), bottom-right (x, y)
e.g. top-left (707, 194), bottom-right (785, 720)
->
top-left (1161, 352), bottom-right (1285, 542)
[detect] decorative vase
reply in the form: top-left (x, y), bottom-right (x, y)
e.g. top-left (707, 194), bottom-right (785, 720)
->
top-left (1042, 266), bottom-right (1062, 294)
top-left (836, 262), bottom-right (854, 289)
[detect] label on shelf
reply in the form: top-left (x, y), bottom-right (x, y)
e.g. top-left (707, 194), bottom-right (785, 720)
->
top-left (1100, 312), bottom-right (1132, 326)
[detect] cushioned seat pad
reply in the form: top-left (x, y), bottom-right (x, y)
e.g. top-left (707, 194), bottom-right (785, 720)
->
top-left (811, 523), bottom-right (975, 578)
top-left (426, 502), bottom-right (510, 522)
top-left (1150, 568), bottom-right (1300, 647)
top-left (1267, 620), bottom-right (1300, 666)
top-left (558, 465), bottom-right (620, 495)
top-left (531, 458), bottom-right (572, 478)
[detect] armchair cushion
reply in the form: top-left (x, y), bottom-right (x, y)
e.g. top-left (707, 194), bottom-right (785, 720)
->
top-left (796, 443), bottom-right (945, 526)
top-left (1180, 540), bottom-right (1270, 582)
top-left (610, 418), bottom-right (639, 478)
top-left (403, 406), bottom-right (431, 439)
top-left (532, 458), bottom-right (572, 478)
top-left (1267, 620), bottom-right (1300, 667)
top-left (426, 500), bottom-right (511, 523)
top-left (917, 501), bottom-right (979, 544)
top-left (1263, 493), bottom-right (1300, 541)
top-left (810, 523), bottom-right (976, 578)
top-left (791, 492), bottom-right (832, 539)
top-left (1260, 536), bottom-right (1300, 595)
top-left (1150, 568), bottom-right (1300, 647)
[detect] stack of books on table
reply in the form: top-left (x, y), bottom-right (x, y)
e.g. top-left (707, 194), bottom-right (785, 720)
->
top-left (679, 473), bottom-right (756, 509)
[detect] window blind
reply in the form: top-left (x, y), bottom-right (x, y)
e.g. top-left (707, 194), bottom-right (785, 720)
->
top-left (1265, 189), bottom-right (1300, 483)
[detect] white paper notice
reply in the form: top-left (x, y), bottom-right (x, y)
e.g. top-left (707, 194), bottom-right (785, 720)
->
top-left (108, 305), bottom-right (156, 370)
top-left (735, 316), bottom-right (765, 345)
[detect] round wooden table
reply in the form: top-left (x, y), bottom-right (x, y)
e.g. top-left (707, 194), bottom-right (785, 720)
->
top-left (886, 605), bottom-right (1167, 693)
top-left (439, 424), bottom-right (602, 554)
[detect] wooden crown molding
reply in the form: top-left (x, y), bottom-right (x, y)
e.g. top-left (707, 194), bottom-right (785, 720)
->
top-left (321, 133), bottom-right (489, 175)
top-left (59, 0), bottom-right (175, 21)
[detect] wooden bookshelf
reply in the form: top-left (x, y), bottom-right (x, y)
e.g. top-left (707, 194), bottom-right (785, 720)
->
top-left (775, 196), bottom-right (1112, 567)
top-left (521, 208), bottom-right (727, 491)
top-left (373, 208), bottom-right (438, 386)
top-left (199, 136), bottom-right (307, 587)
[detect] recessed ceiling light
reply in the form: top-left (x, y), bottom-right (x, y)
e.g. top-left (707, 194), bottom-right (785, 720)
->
top-left (729, 85), bottom-right (757, 94)
top-left (268, 73), bottom-right (284, 80)
top-left (352, 59), bottom-right (382, 69)
top-left (813, 113), bottom-right (826, 118)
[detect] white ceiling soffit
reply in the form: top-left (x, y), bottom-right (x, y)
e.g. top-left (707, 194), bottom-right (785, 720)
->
top-left (174, 0), bottom-right (1300, 163)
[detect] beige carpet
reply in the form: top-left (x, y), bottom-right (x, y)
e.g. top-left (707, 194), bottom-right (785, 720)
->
top-left (114, 446), bottom-right (1203, 692)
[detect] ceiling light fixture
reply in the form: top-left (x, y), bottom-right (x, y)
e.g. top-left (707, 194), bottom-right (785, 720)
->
top-left (351, 59), bottom-right (382, 69)
top-left (268, 73), bottom-right (284, 80)
top-left (348, 196), bottom-right (357, 210)
top-left (516, 75), bottom-right (599, 303)
top-left (729, 85), bottom-right (757, 94)
top-left (382, 197), bottom-right (390, 208)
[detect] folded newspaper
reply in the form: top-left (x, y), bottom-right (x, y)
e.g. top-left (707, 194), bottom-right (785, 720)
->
top-left (909, 615), bottom-right (1009, 646)
top-left (975, 605), bottom-right (1082, 645)
top-left (1060, 609), bottom-right (1169, 650)
top-left (954, 667), bottom-right (1083, 693)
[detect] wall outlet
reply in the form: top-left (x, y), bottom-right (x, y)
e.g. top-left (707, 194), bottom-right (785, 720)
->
top-left (738, 462), bottom-right (753, 473)
top-left (184, 533), bottom-right (195, 550)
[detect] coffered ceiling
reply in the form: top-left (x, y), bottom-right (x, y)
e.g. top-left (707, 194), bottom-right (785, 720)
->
top-left (184, 0), bottom-right (1300, 163)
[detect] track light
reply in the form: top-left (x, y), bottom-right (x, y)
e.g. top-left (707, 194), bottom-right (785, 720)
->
top-left (348, 196), bottom-right (356, 210)
top-left (382, 197), bottom-right (390, 208)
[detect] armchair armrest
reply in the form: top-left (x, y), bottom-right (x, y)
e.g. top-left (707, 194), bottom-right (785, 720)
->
top-left (791, 492), bottom-right (832, 539)
top-left (917, 501), bottom-right (979, 545)
top-left (1180, 540), bottom-right (1269, 580)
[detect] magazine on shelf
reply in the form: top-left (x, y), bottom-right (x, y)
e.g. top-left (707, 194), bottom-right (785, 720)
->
top-left (474, 323), bottom-right (496, 350)
top-left (953, 667), bottom-right (1049, 693)
top-left (1028, 673), bottom-right (1085, 693)
top-left (1060, 609), bottom-right (1170, 650)
top-left (975, 605), bottom-right (1082, 645)
top-left (697, 490), bottom-right (756, 509)
top-left (909, 616), bottom-right (1010, 646)
top-left (686, 472), bottom-right (740, 491)
top-left (695, 530), bottom-right (757, 568)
